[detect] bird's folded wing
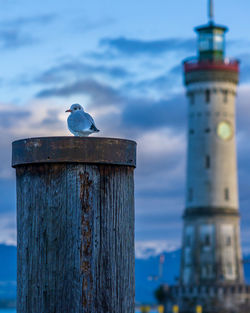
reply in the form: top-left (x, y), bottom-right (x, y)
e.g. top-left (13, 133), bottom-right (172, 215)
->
top-left (84, 112), bottom-right (97, 128)
top-left (68, 111), bottom-right (91, 131)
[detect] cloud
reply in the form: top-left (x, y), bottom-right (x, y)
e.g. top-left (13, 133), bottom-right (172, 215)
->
top-left (0, 14), bottom-right (56, 50)
top-left (135, 240), bottom-right (180, 259)
top-left (134, 128), bottom-right (186, 245)
top-left (0, 14), bottom-right (56, 29)
top-left (35, 76), bottom-right (187, 139)
top-left (238, 54), bottom-right (250, 83)
top-left (36, 79), bottom-right (124, 106)
top-left (2, 77), bottom-right (250, 255)
top-left (0, 179), bottom-right (16, 214)
top-left (0, 85), bottom-right (188, 249)
top-left (86, 50), bottom-right (118, 61)
top-left (74, 17), bottom-right (115, 33)
top-left (0, 107), bottom-right (33, 178)
top-left (35, 77), bottom-right (187, 136)
top-left (122, 94), bottom-right (187, 131)
top-left (33, 61), bottom-right (131, 85)
top-left (0, 100), bottom-right (67, 179)
top-left (0, 213), bottom-right (16, 246)
top-left (99, 37), bottom-right (195, 56)
top-left (40, 109), bottom-right (65, 130)
top-left (235, 87), bottom-right (250, 247)
top-left (0, 110), bottom-right (31, 128)
top-left (0, 99), bottom-right (70, 245)
top-left (237, 86), bottom-right (250, 139)
top-left (0, 29), bottom-right (35, 49)
top-left (123, 64), bottom-right (182, 96)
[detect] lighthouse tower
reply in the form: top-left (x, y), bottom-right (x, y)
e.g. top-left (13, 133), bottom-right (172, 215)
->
top-left (164, 2), bottom-right (250, 312)
top-left (181, 0), bottom-right (244, 287)
top-left (165, 1), bottom-right (250, 312)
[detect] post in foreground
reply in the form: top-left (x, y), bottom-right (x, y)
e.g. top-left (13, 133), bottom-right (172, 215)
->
top-left (12, 136), bottom-right (136, 313)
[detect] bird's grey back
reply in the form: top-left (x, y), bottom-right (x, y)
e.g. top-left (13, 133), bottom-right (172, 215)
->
top-left (67, 111), bottom-right (91, 132)
top-left (84, 112), bottom-right (96, 126)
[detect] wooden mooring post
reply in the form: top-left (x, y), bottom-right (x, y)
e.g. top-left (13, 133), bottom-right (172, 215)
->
top-left (12, 137), bottom-right (136, 313)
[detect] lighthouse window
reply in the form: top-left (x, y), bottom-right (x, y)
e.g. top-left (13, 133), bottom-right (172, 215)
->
top-left (226, 236), bottom-right (232, 246)
top-left (201, 264), bottom-right (213, 278)
top-left (226, 263), bottom-right (233, 276)
top-left (204, 235), bottom-right (211, 246)
top-left (205, 155), bottom-right (210, 169)
top-left (201, 266), bottom-right (207, 278)
top-left (188, 188), bottom-right (193, 202)
top-left (205, 89), bottom-right (210, 103)
top-left (225, 188), bottom-right (230, 201)
top-left (205, 128), bottom-right (211, 133)
top-left (213, 34), bottom-right (224, 51)
top-left (223, 90), bottom-right (228, 103)
top-left (186, 235), bottom-right (191, 246)
top-left (189, 93), bottom-right (195, 105)
top-left (199, 33), bottom-right (213, 51)
top-left (189, 129), bottom-right (195, 135)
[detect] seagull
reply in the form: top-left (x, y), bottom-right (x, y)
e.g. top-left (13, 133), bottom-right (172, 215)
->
top-left (65, 103), bottom-right (100, 137)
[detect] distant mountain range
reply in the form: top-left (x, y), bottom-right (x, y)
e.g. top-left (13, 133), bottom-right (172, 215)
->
top-left (0, 245), bottom-right (16, 300)
top-left (0, 244), bottom-right (250, 304)
top-left (135, 249), bottom-right (181, 304)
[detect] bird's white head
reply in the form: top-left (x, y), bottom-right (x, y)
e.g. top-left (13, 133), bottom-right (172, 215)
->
top-left (65, 103), bottom-right (84, 113)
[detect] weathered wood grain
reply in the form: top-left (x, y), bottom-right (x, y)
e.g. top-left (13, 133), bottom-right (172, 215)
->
top-left (16, 163), bottom-right (135, 313)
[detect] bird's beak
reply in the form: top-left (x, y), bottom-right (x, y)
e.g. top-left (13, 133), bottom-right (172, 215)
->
top-left (65, 109), bottom-right (72, 113)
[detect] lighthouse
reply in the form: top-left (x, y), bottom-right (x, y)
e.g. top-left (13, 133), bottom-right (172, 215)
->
top-left (165, 1), bottom-right (250, 312)
top-left (181, 0), bottom-right (243, 286)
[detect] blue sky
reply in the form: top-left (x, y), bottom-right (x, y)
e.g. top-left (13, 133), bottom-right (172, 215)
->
top-left (1, 0), bottom-right (250, 258)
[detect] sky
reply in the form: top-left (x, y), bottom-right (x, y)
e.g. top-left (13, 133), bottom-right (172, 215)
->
top-left (1, 0), bottom-right (250, 258)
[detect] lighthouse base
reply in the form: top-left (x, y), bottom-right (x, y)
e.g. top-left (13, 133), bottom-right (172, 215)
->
top-left (163, 284), bottom-right (250, 313)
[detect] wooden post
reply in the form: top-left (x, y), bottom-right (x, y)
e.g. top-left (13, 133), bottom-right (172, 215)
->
top-left (12, 137), bottom-right (136, 313)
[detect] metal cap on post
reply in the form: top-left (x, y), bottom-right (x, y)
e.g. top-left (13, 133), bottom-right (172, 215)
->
top-left (12, 137), bottom-right (136, 313)
top-left (12, 137), bottom-right (136, 167)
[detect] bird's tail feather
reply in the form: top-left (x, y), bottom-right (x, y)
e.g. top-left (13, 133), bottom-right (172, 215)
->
top-left (90, 124), bottom-right (100, 132)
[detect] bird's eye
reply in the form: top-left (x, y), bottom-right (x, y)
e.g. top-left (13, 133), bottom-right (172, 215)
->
top-left (74, 108), bottom-right (77, 110)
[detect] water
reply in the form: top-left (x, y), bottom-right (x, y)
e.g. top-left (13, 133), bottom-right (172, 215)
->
top-left (0, 310), bottom-right (158, 313)
top-left (0, 309), bottom-right (158, 313)
top-left (135, 311), bottom-right (158, 313)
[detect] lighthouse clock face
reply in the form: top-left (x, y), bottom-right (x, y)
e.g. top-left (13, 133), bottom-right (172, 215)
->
top-left (217, 121), bottom-right (233, 140)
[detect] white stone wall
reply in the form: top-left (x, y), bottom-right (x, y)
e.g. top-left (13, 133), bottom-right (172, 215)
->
top-left (181, 216), bottom-right (244, 285)
top-left (185, 81), bottom-right (239, 209)
top-left (221, 224), bottom-right (236, 280)
top-left (180, 76), bottom-right (245, 286)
